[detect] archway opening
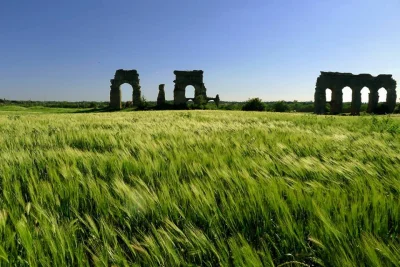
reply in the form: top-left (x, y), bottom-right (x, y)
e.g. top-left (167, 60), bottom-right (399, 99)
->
top-left (361, 87), bottom-right (370, 103)
top-left (342, 87), bottom-right (352, 113)
top-left (325, 89), bottom-right (332, 114)
top-left (185, 85), bottom-right (195, 99)
top-left (326, 89), bottom-right (332, 102)
top-left (378, 88), bottom-right (387, 103)
top-left (376, 88), bottom-right (388, 114)
top-left (120, 83), bottom-right (133, 108)
top-left (360, 87), bottom-right (370, 112)
top-left (342, 87), bottom-right (352, 103)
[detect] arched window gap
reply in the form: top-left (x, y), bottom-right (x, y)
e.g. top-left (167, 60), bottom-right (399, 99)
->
top-left (120, 84), bottom-right (132, 102)
top-left (185, 85), bottom-right (195, 99)
top-left (342, 87), bottom-right (352, 103)
top-left (378, 88), bottom-right (387, 103)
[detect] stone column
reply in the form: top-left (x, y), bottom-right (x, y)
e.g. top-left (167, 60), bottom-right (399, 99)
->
top-left (351, 86), bottom-right (362, 115)
top-left (367, 87), bottom-right (379, 113)
top-left (131, 83), bottom-right (141, 106)
top-left (386, 87), bottom-right (397, 113)
top-left (157, 84), bottom-right (166, 105)
top-left (215, 94), bottom-right (220, 107)
top-left (109, 81), bottom-right (122, 109)
top-left (314, 87), bottom-right (326, 114)
top-left (330, 87), bottom-right (343, 115)
top-left (173, 84), bottom-right (186, 105)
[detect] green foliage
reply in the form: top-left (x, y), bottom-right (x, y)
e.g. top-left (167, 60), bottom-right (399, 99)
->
top-left (123, 101), bottom-right (133, 109)
top-left (88, 101), bottom-right (98, 109)
top-left (273, 100), bottom-right (289, 112)
top-left (0, 110), bottom-right (400, 265)
top-left (138, 96), bottom-right (149, 109)
top-left (194, 95), bottom-right (207, 109)
top-left (242, 98), bottom-right (266, 111)
top-left (395, 103), bottom-right (400, 113)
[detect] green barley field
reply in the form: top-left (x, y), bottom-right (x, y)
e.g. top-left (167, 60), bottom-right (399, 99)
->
top-left (0, 106), bottom-right (400, 266)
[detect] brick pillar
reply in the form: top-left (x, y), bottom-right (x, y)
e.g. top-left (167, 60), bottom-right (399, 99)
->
top-left (387, 87), bottom-right (397, 113)
top-left (351, 86), bottom-right (362, 115)
top-left (367, 87), bottom-right (379, 113)
top-left (157, 84), bottom-right (166, 105)
top-left (132, 83), bottom-right (141, 106)
top-left (314, 87), bottom-right (326, 114)
top-left (331, 87), bottom-right (343, 114)
top-left (110, 85), bottom-right (121, 109)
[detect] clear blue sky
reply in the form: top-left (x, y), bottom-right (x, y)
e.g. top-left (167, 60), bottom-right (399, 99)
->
top-left (0, 0), bottom-right (399, 102)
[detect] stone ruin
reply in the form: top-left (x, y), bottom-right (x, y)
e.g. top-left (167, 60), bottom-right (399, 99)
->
top-left (110, 69), bottom-right (141, 109)
top-left (314, 72), bottom-right (397, 115)
top-left (157, 84), bottom-right (166, 105)
top-left (173, 70), bottom-right (219, 106)
top-left (109, 69), bottom-right (220, 109)
top-left (173, 70), bottom-right (207, 105)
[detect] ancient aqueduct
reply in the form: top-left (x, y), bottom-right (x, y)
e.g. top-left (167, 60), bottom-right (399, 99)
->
top-left (109, 69), bottom-right (219, 109)
top-left (109, 69), bottom-right (397, 114)
top-left (314, 72), bottom-right (397, 115)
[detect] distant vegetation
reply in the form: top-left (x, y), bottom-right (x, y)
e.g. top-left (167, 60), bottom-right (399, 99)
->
top-left (0, 98), bottom-right (315, 112)
top-left (0, 110), bottom-right (399, 265)
top-left (2, 98), bottom-right (394, 114)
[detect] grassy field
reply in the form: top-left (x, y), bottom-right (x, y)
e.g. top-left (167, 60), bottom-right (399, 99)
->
top-left (0, 107), bottom-right (400, 266)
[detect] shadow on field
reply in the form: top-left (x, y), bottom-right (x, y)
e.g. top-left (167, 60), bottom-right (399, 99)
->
top-left (73, 104), bottom-right (194, 113)
top-left (74, 107), bottom-right (117, 113)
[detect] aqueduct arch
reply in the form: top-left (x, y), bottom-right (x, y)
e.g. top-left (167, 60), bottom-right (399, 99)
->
top-left (314, 72), bottom-right (397, 115)
top-left (173, 70), bottom-right (208, 105)
top-left (110, 69), bottom-right (141, 109)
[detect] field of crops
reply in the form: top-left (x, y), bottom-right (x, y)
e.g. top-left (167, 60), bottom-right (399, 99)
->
top-left (0, 107), bottom-right (399, 266)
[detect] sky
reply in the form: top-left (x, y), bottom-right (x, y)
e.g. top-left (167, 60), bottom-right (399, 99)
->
top-left (0, 0), bottom-right (399, 102)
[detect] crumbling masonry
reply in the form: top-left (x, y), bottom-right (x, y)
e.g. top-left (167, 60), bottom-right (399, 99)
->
top-left (110, 69), bottom-right (141, 109)
top-left (173, 70), bottom-right (208, 105)
top-left (157, 84), bottom-right (166, 105)
top-left (109, 69), bottom-right (220, 109)
top-left (314, 72), bottom-right (397, 115)
top-left (173, 70), bottom-right (219, 105)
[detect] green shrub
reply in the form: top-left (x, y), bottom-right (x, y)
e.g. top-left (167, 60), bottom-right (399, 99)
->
top-left (273, 101), bottom-right (289, 112)
top-left (194, 95), bottom-right (207, 109)
top-left (242, 98), bottom-right (266, 111)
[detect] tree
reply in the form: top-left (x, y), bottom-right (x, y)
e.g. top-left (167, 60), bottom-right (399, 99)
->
top-left (273, 101), bottom-right (289, 112)
top-left (242, 98), bottom-right (266, 111)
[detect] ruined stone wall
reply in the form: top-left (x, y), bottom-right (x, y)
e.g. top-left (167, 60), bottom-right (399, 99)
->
top-left (173, 70), bottom-right (208, 105)
top-left (110, 69), bottom-right (141, 109)
top-left (314, 72), bottom-right (397, 115)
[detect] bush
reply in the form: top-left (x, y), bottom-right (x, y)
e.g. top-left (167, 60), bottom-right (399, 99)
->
top-left (89, 102), bottom-right (98, 109)
top-left (273, 101), bottom-right (289, 112)
top-left (138, 96), bottom-right (149, 109)
top-left (242, 98), bottom-right (266, 111)
top-left (394, 104), bottom-right (400, 114)
top-left (194, 95), bottom-right (207, 109)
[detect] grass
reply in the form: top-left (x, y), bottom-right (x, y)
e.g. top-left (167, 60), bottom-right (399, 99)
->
top-left (0, 108), bottom-right (399, 266)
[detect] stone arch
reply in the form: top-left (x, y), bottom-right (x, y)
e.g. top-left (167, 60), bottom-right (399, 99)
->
top-left (342, 87), bottom-right (352, 102)
top-left (342, 87), bottom-right (352, 113)
top-left (325, 88), bottom-right (332, 113)
top-left (361, 87), bottom-right (370, 103)
top-left (110, 69), bottom-right (141, 109)
top-left (314, 72), bottom-right (397, 115)
top-left (360, 87), bottom-right (370, 112)
top-left (173, 70), bottom-right (208, 105)
top-left (326, 88), bottom-right (332, 102)
top-left (120, 83), bottom-right (133, 101)
top-left (377, 88), bottom-right (387, 103)
top-left (185, 85), bottom-right (196, 100)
